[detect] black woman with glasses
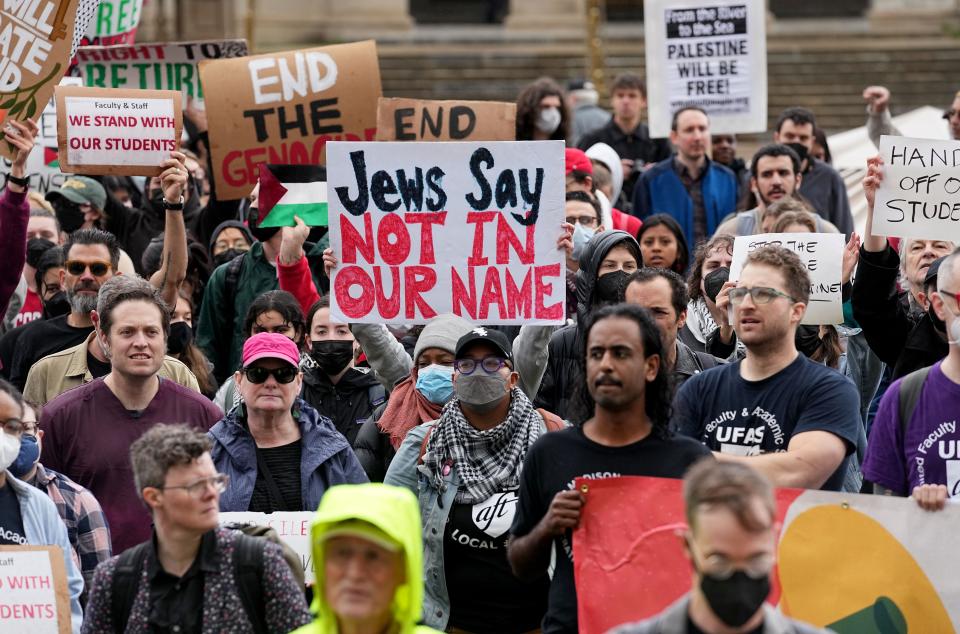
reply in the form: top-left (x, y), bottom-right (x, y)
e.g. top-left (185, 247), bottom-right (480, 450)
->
top-left (673, 245), bottom-right (862, 492)
top-left (384, 327), bottom-right (565, 634)
top-left (209, 331), bottom-right (367, 514)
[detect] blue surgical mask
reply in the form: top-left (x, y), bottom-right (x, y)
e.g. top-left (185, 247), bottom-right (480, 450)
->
top-left (9, 434), bottom-right (39, 478)
top-left (572, 223), bottom-right (597, 262)
top-left (415, 364), bottom-right (455, 404)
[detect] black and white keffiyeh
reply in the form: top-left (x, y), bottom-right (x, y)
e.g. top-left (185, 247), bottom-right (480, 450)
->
top-left (424, 387), bottom-right (543, 504)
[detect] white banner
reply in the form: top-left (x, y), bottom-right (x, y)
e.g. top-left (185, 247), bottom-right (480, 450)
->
top-left (729, 232), bottom-right (845, 325)
top-left (644, 0), bottom-right (767, 137)
top-left (326, 140), bottom-right (566, 325)
top-left (220, 511), bottom-right (316, 583)
top-left (872, 135), bottom-right (960, 241)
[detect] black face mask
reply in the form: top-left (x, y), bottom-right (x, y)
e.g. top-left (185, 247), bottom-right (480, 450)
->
top-left (929, 304), bottom-right (947, 334)
top-left (785, 142), bottom-right (809, 165)
top-left (699, 570), bottom-right (771, 628)
top-left (703, 267), bottom-right (730, 304)
top-left (167, 321), bottom-right (194, 356)
top-left (42, 291), bottom-right (70, 319)
top-left (795, 325), bottom-right (822, 358)
top-left (26, 238), bottom-right (55, 269)
top-left (595, 269), bottom-right (630, 304)
top-left (248, 207), bottom-right (281, 242)
top-left (53, 199), bottom-right (85, 234)
top-left (213, 248), bottom-right (245, 268)
top-left (311, 340), bottom-right (354, 375)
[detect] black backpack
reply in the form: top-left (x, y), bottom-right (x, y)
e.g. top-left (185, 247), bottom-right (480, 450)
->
top-left (109, 532), bottom-right (278, 632)
top-left (897, 366), bottom-right (933, 434)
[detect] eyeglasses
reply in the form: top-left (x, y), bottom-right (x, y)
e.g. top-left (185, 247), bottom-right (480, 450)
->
top-left (728, 286), bottom-right (797, 305)
top-left (566, 214), bottom-right (598, 227)
top-left (242, 365), bottom-right (299, 384)
top-left (162, 474), bottom-right (230, 498)
top-left (64, 260), bottom-right (112, 276)
top-left (688, 538), bottom-right (773, 580)
top-left (943, 110), bottom-right (960, 120)
top-left (0, 417), bottom-right (24, 437)
top-left (21, 421), bottom-right (38, 436)
top-left (454, 355), bottom-right (509, 375)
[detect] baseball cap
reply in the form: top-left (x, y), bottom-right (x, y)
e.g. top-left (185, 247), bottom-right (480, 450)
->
top-left (241, 332), bottom-right (300, 368)
top-left (320, 519), bottom-right (401, 553)
top-left (46, 176), bottom-right (107, 210)
top-left (455, 327), bottom-right (513, 362)
top-left (924, 255), bottom-right (947, 288)
top-left (567, 79), bottom-right (596, 92)
top-left (566, 148), bottom-right (593, 176)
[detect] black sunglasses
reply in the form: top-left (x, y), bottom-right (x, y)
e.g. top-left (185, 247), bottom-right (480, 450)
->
top-left (242, 365), bottom-right (299, 384)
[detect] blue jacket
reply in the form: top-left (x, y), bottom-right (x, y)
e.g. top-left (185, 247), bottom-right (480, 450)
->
top-left (209, 399), bottom-right (368, 513)
top-left (7, 472), bottom-right (84, 633)
top-left (632, 157), bottom-right (738, 247)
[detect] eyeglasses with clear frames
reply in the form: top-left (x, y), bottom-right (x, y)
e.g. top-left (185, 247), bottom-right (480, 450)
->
top-left (161, 474), bottom-right (230, 498)
top-left (728, 286), bottom-right (797, 306)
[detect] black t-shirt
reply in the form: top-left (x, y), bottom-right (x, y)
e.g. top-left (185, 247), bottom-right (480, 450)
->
top-left (0, 325), bottom-right (27, 380)
top-left (248, 440), bottom-right (303, 512)
top-left (510, 425), bottom-right (712, 634)
top-left (8, 315), bottom-right (94, 389)
top-left (0, 482), bottom-right (27, 545)
top-left (86, 349), bottom-right (111, 379)
top-left (673, 355), bottom-right (861, 491)
top-left (444, 490), bottom-right (548, 633)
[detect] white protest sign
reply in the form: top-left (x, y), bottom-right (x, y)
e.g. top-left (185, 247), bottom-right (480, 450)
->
top-left (55, 86), bottom-right (182, 176)
top-left (729, 233), bottom-right (845, 325)
top-left (220, 511), bottom-right (316, 583)
top-left (1, 77), bottom-right (81, 195)
top-left (0, 546), bottom-right (71, 633)
top-left (327, 140), bottom-right (566, 325)
top-left (644, 0), bottom-right (767, 137)
top-left (872, 135), bottom-right (960, 241)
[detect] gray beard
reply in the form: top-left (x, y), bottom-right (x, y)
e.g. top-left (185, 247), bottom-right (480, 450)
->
top-left (66, 290), bottom-right (97, 315)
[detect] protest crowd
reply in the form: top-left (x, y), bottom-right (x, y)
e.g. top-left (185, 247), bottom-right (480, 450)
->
top-left (3, 2), bottom-right (960, 633)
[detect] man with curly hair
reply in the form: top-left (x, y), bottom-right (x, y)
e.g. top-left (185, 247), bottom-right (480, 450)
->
top-left (508, 303), bottom-right (712, 634)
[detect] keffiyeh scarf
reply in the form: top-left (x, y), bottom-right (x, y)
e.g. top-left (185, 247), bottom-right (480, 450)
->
top-left (424, 387), bottom-right (543, 504)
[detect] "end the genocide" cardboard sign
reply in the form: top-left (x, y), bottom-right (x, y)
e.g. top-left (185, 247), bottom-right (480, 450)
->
top-left (0, 0), bottom-right (79, 159)
top-left (55, 85), bottom-right (182, 176)
top-left (199, 40), bottom-right (382, 200)
top-left (376, 97), bottom-right (516, 142)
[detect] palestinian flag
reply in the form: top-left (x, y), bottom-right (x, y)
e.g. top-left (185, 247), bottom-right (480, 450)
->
top-left (258, 164), bottom-right (328, 228)
top-left (44, 147), bottom-right (59, 168)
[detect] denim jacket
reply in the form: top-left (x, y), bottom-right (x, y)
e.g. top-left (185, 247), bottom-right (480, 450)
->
top-left (383, 423), bottom-right (458, 630)
top-left (8, 471), bottom-right (85, 633)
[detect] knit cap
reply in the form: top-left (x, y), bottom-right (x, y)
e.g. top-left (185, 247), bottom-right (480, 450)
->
top-left (412, 314), bottom-right (475, 364)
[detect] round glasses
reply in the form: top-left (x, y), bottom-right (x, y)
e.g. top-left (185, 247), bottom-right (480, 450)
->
top-left (454, 356), bottom-right (508, 375)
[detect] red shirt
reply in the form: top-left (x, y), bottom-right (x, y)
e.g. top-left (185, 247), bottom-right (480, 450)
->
top-left (11, 287), bottom-right (42, 328)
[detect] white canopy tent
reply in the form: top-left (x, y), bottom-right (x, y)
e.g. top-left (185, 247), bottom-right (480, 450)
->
top-left (828, 106), bottom-right (952, 236)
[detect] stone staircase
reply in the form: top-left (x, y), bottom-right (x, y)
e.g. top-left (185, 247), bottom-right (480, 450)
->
top-left (376, 29), bottom-right (960, 134)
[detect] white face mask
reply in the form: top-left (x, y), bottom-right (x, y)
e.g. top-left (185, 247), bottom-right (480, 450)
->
top-left (572, 223), bottom-right (596, 262)
top-left (0, 432), bottom-right (21, 472)
top-left (536, 107), bottom-right (562, 135)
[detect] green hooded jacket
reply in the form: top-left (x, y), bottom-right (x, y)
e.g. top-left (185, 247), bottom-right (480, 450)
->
top-left (293, 483), bottom-right (443, 634)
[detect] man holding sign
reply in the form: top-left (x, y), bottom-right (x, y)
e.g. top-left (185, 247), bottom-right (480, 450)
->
top-left (673, 246), bottom-right (861, 491)
top-left (853, 151), bottom-right (954, 379)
